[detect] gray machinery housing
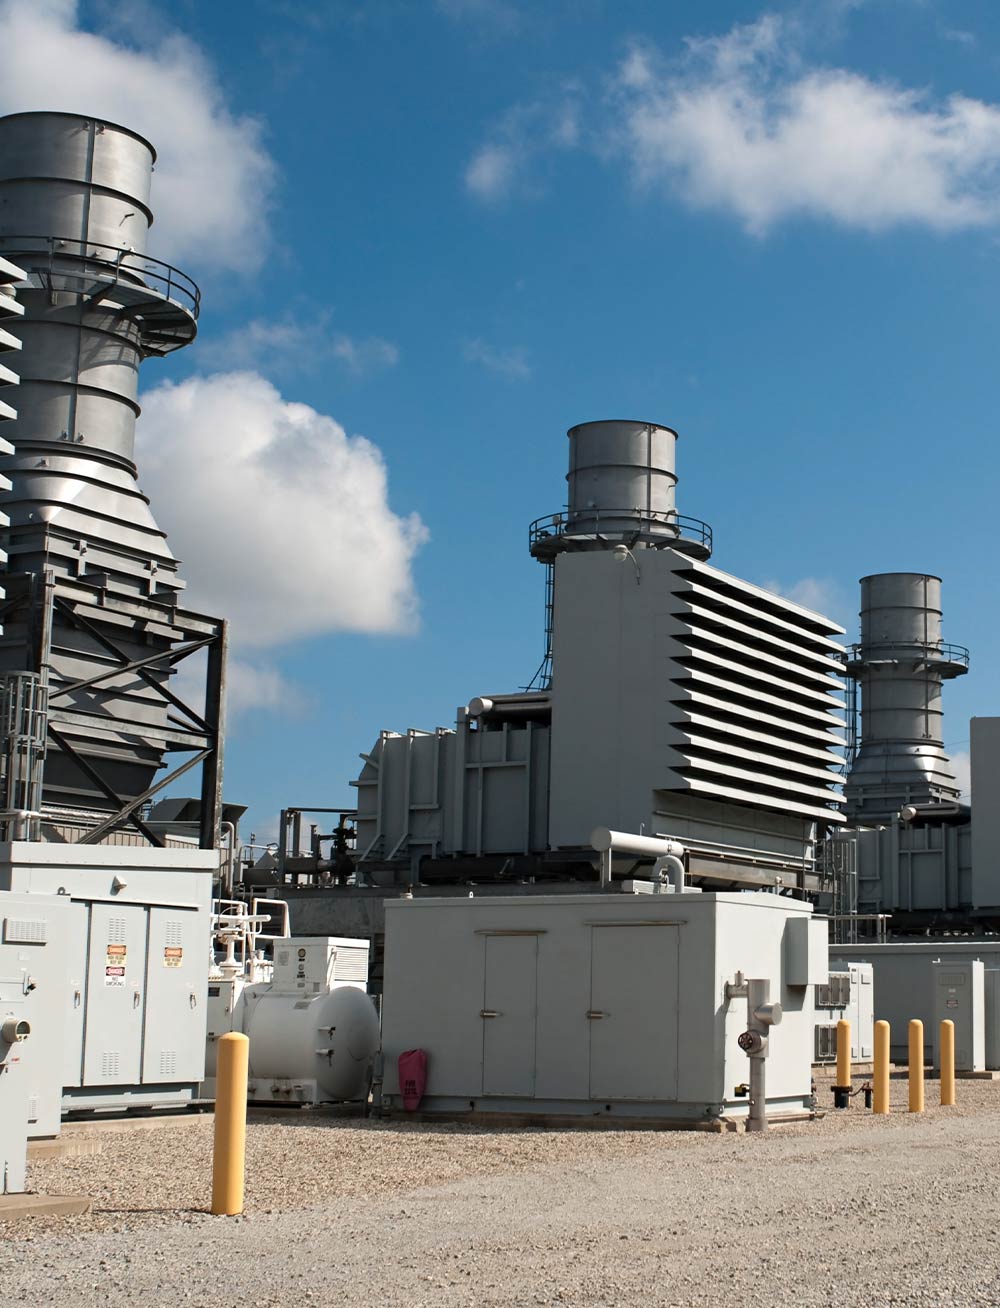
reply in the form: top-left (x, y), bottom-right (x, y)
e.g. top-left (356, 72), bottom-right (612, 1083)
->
top-left (350, 419), bottom-right (846, 896)
top-left (380, 888), bottom-right (829, 1124)
top-left (0, 111), bottom-right (225, 844)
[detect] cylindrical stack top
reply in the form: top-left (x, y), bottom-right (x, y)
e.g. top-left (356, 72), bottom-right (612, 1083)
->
top-left (0, 111), bottom-right (154, 257)
top-left (529, 418), bottom-right (712, 562)
top-left (567, 419), bottom-right (678, 538)
top-left (859, 573), bottom-right (943, 652)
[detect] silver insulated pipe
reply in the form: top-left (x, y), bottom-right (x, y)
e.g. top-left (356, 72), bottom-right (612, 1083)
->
top-left (0, 111), bottom-right (206, 815)
top-left (844, 573), bottom-right (969, 823)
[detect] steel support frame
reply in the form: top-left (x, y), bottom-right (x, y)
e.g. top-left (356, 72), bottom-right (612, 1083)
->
top-left (5, 578), bottom-right (228, 849)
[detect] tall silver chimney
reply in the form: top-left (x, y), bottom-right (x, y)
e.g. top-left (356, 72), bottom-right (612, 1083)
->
top-left (0, 112), bottom-right (225, 843)
top-left (844, 572), bottom-right (968, 823)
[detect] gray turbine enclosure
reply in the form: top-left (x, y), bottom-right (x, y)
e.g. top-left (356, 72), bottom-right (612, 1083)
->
top-left (352, 418), bottom-right (846, 894)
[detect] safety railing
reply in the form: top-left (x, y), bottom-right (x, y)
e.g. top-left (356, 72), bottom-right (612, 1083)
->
top-left (0, 234), bottom-right (200, 320)
top-left (847, 640), bottom-right (969, 668)
top-left (529, 508), bottom-right (712, 553)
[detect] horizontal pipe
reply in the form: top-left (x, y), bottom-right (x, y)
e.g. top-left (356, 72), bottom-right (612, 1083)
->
top-left (591, 827), bottom-right (684, 858)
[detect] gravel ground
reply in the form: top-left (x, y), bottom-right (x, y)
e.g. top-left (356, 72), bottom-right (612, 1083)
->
top-left (2, 1073), bottom-right (998, 1307)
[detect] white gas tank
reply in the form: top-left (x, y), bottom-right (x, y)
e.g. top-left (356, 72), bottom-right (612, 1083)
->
top-left (243, 983), bottom-right (380, 1102)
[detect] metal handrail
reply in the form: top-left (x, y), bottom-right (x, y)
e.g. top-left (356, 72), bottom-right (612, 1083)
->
top-left (529, 508), bottom-right (713, 551)
top-left (847, 640), bottom-right (970, 668)
top-left (0, 234), bottom-right (200, 320)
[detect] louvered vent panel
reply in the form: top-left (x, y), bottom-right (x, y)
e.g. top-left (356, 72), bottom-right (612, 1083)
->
top-left (160, 1050), bottom-right (178, 1077)
top-left (101, 1051), bottom-right (121, 1079)
top-left (669, 559), bottom-right (846, 822)
top-left (164, 920), bottom-right (184, 947)
top-left (106, 917), bottom-right (128, 944)
top-left (3, 917), bottom-right (46, 944)
top-left (333, 947), bottom-right (369, 983)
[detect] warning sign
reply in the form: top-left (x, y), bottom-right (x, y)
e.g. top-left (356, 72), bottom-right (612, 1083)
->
top-left (164, 946), bottom-right (183, 968)
top-left (105, 943), bottom-right (126, 988)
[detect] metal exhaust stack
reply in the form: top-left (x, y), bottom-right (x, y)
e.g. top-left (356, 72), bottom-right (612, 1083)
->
top-left (844, 573), bottom-right (968, 824)
top-left (526, 419), bottom-right (713, 689)
top-left (0, 112), bottom-right (225, 846)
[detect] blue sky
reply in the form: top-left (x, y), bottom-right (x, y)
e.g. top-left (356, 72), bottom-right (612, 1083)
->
top-left (2, 0), bottom-right (997, 834)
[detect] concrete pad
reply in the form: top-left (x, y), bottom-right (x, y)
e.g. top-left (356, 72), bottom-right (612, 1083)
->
top-left (27, 1137), bottom-right (102, 1160)
top-left (60, 1111), bottom-right (208, 1136)
top-left (0, 1193), bottom-right (92, 1220)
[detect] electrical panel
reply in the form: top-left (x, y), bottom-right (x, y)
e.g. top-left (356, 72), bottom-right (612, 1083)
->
top-left (0, 893), bottom-right (71, 1192)
top-left (932, 960), bottom-right (985, 1072)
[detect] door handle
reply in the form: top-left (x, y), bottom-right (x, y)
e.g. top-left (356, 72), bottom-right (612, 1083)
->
top-left (132, 991), bottom-right (142, 1009)
top-left (586, 1010), bottom-right (608, 1019)
top-left (480, 1010), bottom-right (502, 1019)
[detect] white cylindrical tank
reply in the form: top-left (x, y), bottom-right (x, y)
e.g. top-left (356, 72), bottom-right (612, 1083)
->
top-left (243, 985), bottom-right (380, 1102)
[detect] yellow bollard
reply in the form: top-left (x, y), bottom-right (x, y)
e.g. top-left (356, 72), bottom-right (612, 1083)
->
top-left (873, 1020), bottom-right (890, 1114)
top-left (940, 1019), bottom-right (956, 1107)
top-left (834, 1019), bottom-right (852, 1108)
top-left (212, 1031), bottom-right (249, 1215)
top-left (908, 1019), bottom-right (924, 1113)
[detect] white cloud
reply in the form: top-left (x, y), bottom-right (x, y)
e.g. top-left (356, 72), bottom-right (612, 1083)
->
top-left (466, 144), bottom-right (519, 201)
top-left (462, 338), bottom-right (532, 379)
top-left (610, 15), bottom-right (1000, 234)
top-left (331, 334), bottom-right (400, 374)
top-left (136, 371), bottom-right (428, 647)
top-left (199, 315), bottom-right (399, 377)
top-left (464, 90), bottom-right (580, 201)
top-left (0, 0), bottom-right (275, 272)
top-left (227, 659), bottom-right (308, 716)
top-left (761, 575), bottom-right (852, 631)
top-left (951, 749), bottom-right (971, 802)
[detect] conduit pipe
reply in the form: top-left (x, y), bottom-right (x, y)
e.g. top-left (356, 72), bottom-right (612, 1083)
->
top-left (591, 827), bottom-right (686, 890)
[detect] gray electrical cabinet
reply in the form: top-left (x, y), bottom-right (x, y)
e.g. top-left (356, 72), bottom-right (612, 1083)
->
top-left (0, 892), bottom-right (71, 1192)
top-left (0, 842), bottom-right (216, 1112)
top-left (382, 889), bottom-right (826, 1125)
top-left (814, 964), bottom-right (874, 1063)
top-left (932, 960), bottom-right (985, 1072)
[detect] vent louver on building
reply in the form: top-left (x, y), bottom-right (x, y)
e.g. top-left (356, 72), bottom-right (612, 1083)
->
top-left (668, 557), bottom-right (845, 822)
